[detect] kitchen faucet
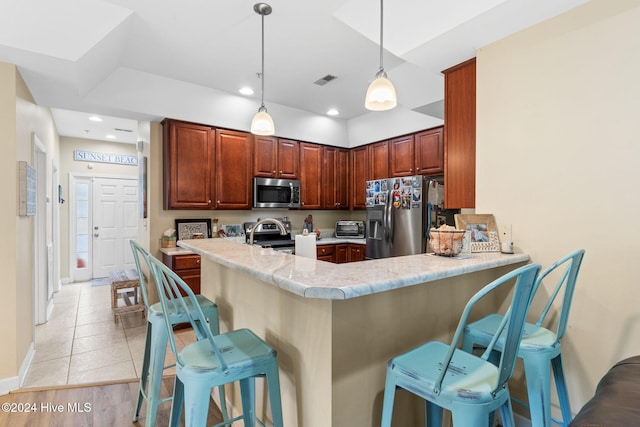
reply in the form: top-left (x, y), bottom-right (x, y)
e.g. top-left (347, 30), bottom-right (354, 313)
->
top-left (249, 218), bottom-right (287, 245)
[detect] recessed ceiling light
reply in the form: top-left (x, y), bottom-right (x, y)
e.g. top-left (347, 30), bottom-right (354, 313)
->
top-left (239, 87), bottom-right (254, 96)
top-left (327, 109), bottom-right (339, 116)
top-left (89, 116), bottom-right (103, 122)
top-left (106, 134), bottom-right (116, 139)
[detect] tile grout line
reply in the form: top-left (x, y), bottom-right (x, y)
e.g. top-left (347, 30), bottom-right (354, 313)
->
top-left (66, 283), bottom-right (83, 385)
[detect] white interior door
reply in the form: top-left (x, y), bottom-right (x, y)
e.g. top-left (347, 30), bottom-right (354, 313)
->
top-left (92, 177), bottom-right (138, 278)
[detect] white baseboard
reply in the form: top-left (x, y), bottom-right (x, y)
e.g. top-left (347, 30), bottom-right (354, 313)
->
top-left (0, 341), bottom-right (35, 395)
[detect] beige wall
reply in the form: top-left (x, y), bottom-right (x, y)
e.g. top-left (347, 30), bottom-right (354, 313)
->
top-left (0, 62), bottom-right (58, 390)
top-left (476, 0), bottom-right (640, 416)
top-left (58, 136), bottom-right (138, 279)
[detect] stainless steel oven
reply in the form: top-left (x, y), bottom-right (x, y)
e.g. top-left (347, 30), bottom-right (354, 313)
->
top-left (253, 177), bottom-right (301, 209)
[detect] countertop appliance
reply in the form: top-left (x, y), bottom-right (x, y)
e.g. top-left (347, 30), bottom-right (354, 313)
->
top-left (243, 218), bottom-right (296, 253)
top-left (335, 220), bottom-right (365, 238)
top-left (253, 177), bottom-right (301, 209)
top-left (365, 176), bottom-right (458, 259)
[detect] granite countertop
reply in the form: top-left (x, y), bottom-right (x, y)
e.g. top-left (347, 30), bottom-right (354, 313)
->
top-left (314, 237), bottom-right (366, 245)
top-left (178, 238), bottom-right (530, 300)
top-left (159, 246), bottom-right (197, 256)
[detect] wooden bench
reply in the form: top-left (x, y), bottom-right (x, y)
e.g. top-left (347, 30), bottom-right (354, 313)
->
top-left (109, 269), bottom-right (145, 324)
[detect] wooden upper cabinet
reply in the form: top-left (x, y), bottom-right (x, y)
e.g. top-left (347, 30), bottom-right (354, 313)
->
top-left (443, 58), bottom-right (476, 208)
top-left (253, 136), bottom-right (299, 179)
top-left (370, 140), bottom-right (390, 180)
top-left (215, 129), bottom-right (253, 209)
top-left (389, 134), bottom-right (415, 177)
top-left (299, 142), bottom-right (323, 209)
top-left (350, 145), bottom-right (369, 210)
top-left (335, 148), bottom-right (349, 209)
top-left (323, 146), bottom-right (349, 209)
top-left (415, 126), bottom-right (444, 175)
top-left (163, 119), bottom-right (215, 210)
top-left (253, 136), bottom-right (277, 177)
top-left (277, 139), bottom-right (299, 179)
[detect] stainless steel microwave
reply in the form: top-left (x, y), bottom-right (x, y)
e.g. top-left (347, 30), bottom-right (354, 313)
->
top-left (253, 177), bottom-right (301, 209)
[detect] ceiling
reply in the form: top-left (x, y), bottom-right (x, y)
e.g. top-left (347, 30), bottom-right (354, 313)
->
top-left (0, 0), bottom-right (589, 145)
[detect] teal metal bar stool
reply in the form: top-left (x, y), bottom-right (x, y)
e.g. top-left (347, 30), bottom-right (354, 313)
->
top-left (147, 254), bottom-right (284, 427)
top-left (463, 249), bottom-right (585, 426)
top-left (381, 263), bottom-right (541, 427)
top-left (130, 241), bottom-right (228, 427)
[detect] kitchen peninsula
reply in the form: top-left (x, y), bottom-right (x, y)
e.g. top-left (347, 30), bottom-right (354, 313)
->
top-left (178, 238), bottom-right (529, 426)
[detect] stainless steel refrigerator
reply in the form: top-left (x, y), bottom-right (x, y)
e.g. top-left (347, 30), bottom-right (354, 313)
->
top-left (365, 176), bottom-right (438, 259)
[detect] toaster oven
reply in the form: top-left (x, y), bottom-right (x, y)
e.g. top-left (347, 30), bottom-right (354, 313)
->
top-left (335, 220), bottom-right (365, 238)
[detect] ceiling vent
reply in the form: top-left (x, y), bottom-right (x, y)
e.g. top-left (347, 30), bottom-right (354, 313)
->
top-left (313, 74), bottom-right (338, 86)
top-left (114, 128), bottom-right (133, 133)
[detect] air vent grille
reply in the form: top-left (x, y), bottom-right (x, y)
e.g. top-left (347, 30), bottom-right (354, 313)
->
top-left (114, 128), bottom-right (133, 133)
top-left (313, 74), bottom-right (338, 86)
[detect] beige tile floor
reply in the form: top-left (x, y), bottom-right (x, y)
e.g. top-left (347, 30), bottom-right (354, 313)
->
top-left (22, 281), bottom-right (196, 389)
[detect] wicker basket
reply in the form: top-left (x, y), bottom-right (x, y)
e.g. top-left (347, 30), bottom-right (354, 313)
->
top-left (161, 236), bottom-right (176, 248)
top-left (429, 230), bottom-right (466, 256)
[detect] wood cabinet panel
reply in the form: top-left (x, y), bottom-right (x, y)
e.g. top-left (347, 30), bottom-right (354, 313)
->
top-left (323, 146), bottom-right (349, 209)
top-left (317, 244), bottom-right (335, 263)
top-left (335, 244), bottom-right (348, 264)
top-left (443, 58), bottom-right (476, 208)
top-left (389, 134), bottom-right (415, 177)
top-left (300, 142), bottom-right (323, 209)
top-left (162, 252), bottom-right (201, 295)
top-left (215, 129), bottom-right (253, 209)
top-left (278, 139), bottom-right (299, 179)
top-left (253, 136), bottom-right (278, 177)
top-left (163, 119), bottom-right (215, 209)
top-left (254, 137), bottom-right (299, 179)
top-left (370, 140), bottom-right (390, 180)
top-left (415, 127), bottom-right (444, 175)
top-left (350, 145), bottom-right (369, 210)
top-left (348, 244), bottom-right (366, 262)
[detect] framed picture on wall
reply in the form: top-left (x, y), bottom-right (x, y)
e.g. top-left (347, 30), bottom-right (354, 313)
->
top-left (175, 218), bottom-right (212, 240)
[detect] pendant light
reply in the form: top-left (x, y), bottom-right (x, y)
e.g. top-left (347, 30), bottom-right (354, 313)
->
top-left (365, 0), bottom-right (397, 111)
top-left (251, 3), bottom-right (275, 135)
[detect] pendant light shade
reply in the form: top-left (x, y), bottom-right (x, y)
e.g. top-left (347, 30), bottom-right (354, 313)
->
top-left (251, 107), bottom-right (275, 136)
top-left (365, 0), bottom-right (397, 111)
top-left (365, 70), bottom-right (397, 111)
top-left (251, 3), bottom-right (275, 136)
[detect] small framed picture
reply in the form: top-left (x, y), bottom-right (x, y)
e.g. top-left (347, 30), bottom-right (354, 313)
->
top-left (175, 218), bottom-right (212, 240)
top-left (455, 214), bottom-right (501, 252)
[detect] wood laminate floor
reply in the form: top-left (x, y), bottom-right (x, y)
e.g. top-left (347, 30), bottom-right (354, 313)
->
top-left (0, 377), bottom-right (224, 427)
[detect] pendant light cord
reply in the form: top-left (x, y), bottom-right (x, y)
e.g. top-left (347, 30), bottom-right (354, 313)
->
top-left (379, 0), bottom-right (384, 73)
top-left (260, 12), bottom-right (265, 109)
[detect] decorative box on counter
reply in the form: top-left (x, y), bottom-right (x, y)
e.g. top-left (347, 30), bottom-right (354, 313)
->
top-left (161, 236), bottom-right (176, 248)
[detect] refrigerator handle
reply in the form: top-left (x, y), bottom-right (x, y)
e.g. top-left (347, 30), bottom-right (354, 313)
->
top-left (385, 190), bottom-right (393, 243)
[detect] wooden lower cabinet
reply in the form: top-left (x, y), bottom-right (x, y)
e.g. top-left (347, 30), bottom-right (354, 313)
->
top-left (348, 244), bottom-right (366, 262)
top-left (317, 245), bottom-right (335, 263)
top-left (162, 252), bottom-right (201, 295)
top-left (318, 243), bottom-right (366, 264)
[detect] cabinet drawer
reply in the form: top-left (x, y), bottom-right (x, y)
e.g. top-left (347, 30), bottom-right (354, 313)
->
top-left (316, 245), bottom-right (335, 256)
top-left (174, 255), bottom-right (201, 270)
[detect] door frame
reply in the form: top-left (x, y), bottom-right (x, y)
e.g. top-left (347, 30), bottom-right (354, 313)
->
top-left (68, 172), bottom-right (138, 282)
top-left (33, 134), bottom-right (50, 325)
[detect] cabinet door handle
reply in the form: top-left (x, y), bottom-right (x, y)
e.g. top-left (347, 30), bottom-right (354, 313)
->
top-left (208, 199), bottom-right (212, 204)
